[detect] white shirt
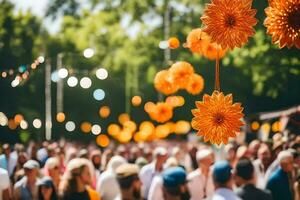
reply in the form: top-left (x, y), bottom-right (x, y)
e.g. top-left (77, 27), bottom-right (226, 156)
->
top-left (0, 154), bottom-right (17, 176)
top-left (139, 162), bottom-right (161, 199)
top-left (96, 169), bottom-right (120, 200)
top-left (0, 168), bottom-right (10, 200)
top-left (148, 175), bottom-right (163, 200)
top-left (211, 188), bottom-right (241, 200)
top-left (253, 159), bottom-right (272, 189)
top-left (187, 169), bottom-right (214, 200)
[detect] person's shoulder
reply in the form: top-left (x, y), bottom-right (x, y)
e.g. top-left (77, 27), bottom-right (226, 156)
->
top-left (140, 163), bottom-right (154, 174)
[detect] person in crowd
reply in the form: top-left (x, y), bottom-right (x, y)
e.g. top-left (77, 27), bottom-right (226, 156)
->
top-left (253, 144), bottom-right (272, 189)
top-left (0, 144), bottom-right (17, 177)
top-left (37, 142), bottom-right (49, 164)
top-left (209, 161), bottom-right (241, 200)
top-left (115, 163), bottom-right (142, 200)
top-left (44, 157), bottom-right (61, 191)
top-left (90, 150), bottom-right (102, 189)
top-left (248, 140), bottom-right (260, 160)
top-left (224, 143), bottom-right (237, 167)
top-left (139, 147), bottom-right (168, 199)
top-left (135, 157), bottom-right (148, 170)
top-left (59, 158), bottom-right (99, 200)
top-left (234, 158), bottom-right (272, 200)
top-left (187, 145), bottom-right (198, 171)
top-left (14, 160), bottom-right (40, 200)
top-left (266, 150), bottom-right (294, 200)
top-left (294, 174), bottom-right (300, 200)
top-left (97, 155), bottom-right (127, 200)
top-left (13, 151), bottom-right (28, 179)
top-left (187, 148), bottom-right (214, 200)
top-left (0, 168), bottom-right (10, 200)
top-left (162, 167), bottom-right (190, 200)
top-left (101, 149), bottom-right (114, 171)
top-left (37, 176), bottom-right (58, 200)
top-left (128, 147), bottom-right (140, 164)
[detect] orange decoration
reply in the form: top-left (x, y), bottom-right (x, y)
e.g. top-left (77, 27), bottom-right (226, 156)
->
top-left (96, 135), bottom-right (110, 147)
top-left (99, 106), bottom-right (111, 118)
top-left (155, 125), bottom-right (170, 139)
top-left (56, 112), bottom-right (65, 123)
top-left (118, 130), bottom-right (132, 143)
top-left (144, 102), bottom-right (156, 113)
top-left (154, 70), bottom-right (178, 95)
top-left (191, 91), bottom-right (244, 145)
top-left (8, 119), bottom-right (17, 130)
top-left (203, 42), bottom-right (227, 60)
top-left (107, 124), bottom-right (121, 137)
top-left (186, 74), bottom-right (205, 95)
top-left (264, 0), bottom-right (300, 49)
top-left (131, 96), bottom-right (142, 106)
top-left (201, 0), bottom-right (258, 50)
top-left (168, 37), bottom-right (180, 49)
top-left (169, 61), bottom-right (194, 89)
top-left (166, 96), bottom-right (185, 107)
top-left (14, 114), bottom-right (24, 125)
top-left (123, 121), bottom-right (137, 133)
top-left (81, 122), bottom-right (92, 133)
top-left (175, 121), bottom-right (191, 134)
top-left (118, 113), bottom-right (130, 125)
top-left (149, 102), bottom-right (173, 123)
top-left (185, 28), bottom-right (211, 54)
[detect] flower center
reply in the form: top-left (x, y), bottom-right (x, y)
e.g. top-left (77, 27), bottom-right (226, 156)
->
top-left (288, 9), bottom-right (300, 30)
top-left (214, 113), bottom-right (225, 125)
top-left (225, 15), bottom-right (236, 27)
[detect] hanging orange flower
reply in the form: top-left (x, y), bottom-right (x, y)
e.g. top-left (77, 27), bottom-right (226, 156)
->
top-left (203, 42), bottom-right (227, 60)
top-left (186, 74), bottom-right (205, 95)
top-left (169, 61), bottom-right (194, 89)
top-left (191, 91), bottom-right (244, 144)
top-left (149, 102), bottom-right (173, 123)
top-left (154, 70), bottom-right (178, 95)
top-left (168, 37), bottom-right (180, 49)
top-left (264, 0), bottom-right (300, 49)
top-left (201, 0), bottom-right (258, 50)
top-left (185, 28), bottom-right (211, 54)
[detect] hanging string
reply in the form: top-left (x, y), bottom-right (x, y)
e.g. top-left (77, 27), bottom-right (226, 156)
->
top-left (214, 48), bottom-right (220, 91)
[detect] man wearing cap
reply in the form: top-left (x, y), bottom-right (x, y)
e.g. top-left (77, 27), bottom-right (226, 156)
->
top-left (162, 166), bottom-right (190, 200)
top-left (14, 160), bottom-right (40, 200)
top-left (209, 161), bottom-right (241, 200)
top-left (234, 158), bottom-right (272, 200)
top-left (139, 147), bottom-right (168, 199)
top-left (187, 148), bottom-right (214, 200)
top-left (115, 163), bottom-right (142, 200)
top-left (0, 143), bottom-right (17, 177)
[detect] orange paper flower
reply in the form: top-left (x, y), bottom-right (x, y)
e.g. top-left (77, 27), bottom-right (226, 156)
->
top-left (169, 61), bottom-right (194, 89)
top-left (185, 28), bottom-right (211, 54)
top-left (186, 74), bottom-right (205, 95)
top-left (203, 42), bottom-right (227, 60)
top-left (191, 91), bottom-right (244, 144)
top-left (201, 0), bottom-right (258, 50)
top-left (168, 37), bottom-right (180, 49)
top-left (149, 102), bottom-right (173, 123)
top-left (264, 0), bottom-right (300, 49)
top-left (154, 70), bottom-right (178, 95)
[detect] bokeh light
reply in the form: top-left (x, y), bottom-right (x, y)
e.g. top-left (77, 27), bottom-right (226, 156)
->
top-left (131, 96), bottom-right (142, 106)
top-left (144, 102), bottom-right (156, 113)
top-left (155, 125), bottom-right (170, 139)
top-left (38, 56), bottom-right (45, 63)
top-left (107, 124), bottom-right (121, 137)
top-left (272, 121), bottom-right (281, 132)
top-left (14, 114), bottom-right (24, 125)
top-left (96, 134), bottom-right (110, 147)
top-left (118, 113), bottom-right (130, 125)
top-left (99, 106), bottom-right (110, 118)
top-left (8, 119), bottom-right (17, 130)
top-left (81, 122), bottom-right (92, 133)
top-left (96, 68), bottom-right (108, 80)
top-left (58, 68), bottom-right (68, 79)
top-left (123, 121), bottom-right (137, 133)
top-left (65, 121), bottom-right (76, 132)
top-left (51, 71), bottom-right (59, 82)
top-left (56, 112), bottom-right (66, 123)
top-left (92, 124), bottom-right (102, 135)
top-left (251, 121), bottom-right (260, 131)
top-left (67, 76), bottom-right (78, 87)
top-left (80, 77), bottom-right (92, 89)
top-left (159, 41), bottom-right (169, 49)
top-left (175, 120), bottom-right (191, 134)
top-left (0, 112), bottom-right (8, 126)
top-left (20, 120), bottom-right (28, 130)
top-left (93, 89), bottom-right (105, 101)
top-left (83, 48), bottom-right (95, 58)
top-left (118, 130), bottom-right (132, 143)
top-left (33, 119), bottom-right (42, 129)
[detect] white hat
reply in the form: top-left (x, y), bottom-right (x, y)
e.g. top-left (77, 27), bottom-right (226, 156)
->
top-left (196, 149), bottom-right (213, 162)
top-left (153, 147), bottom-right (168, 157)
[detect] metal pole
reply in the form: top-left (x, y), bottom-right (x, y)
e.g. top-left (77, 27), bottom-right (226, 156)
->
top-left (45, 59), bottom-right (52, 140)
top-left (57, 53), bottom-right (64, 113)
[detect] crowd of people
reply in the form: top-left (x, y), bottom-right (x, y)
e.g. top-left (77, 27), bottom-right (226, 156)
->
top-left (0, 133), bottom-right (299, 200)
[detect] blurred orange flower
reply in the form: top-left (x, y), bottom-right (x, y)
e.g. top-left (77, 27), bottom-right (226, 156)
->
top-left (264, 0), bottom-right (300, 49)
top-left (154, 70), bottom-right (178, 95)
top-left (148, 102), bottom-right (173, 123)
top-left (186, 74), bottom-right (205, 95)
top-left (169, 61), bottom-right (194, 89)
top-left (185, 28), bottom-right (210, 54)
top-left (203, 42), bottom-right (227, 60)
top-left (191, 91), bottom-right (244, 145)
top-left (168, 37), bottom-right (180, 49)
top-left (201, 0), bottom-right (257, 50)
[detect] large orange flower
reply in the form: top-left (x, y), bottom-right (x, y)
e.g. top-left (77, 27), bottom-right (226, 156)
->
top-left (154, 70), bottom-right (178, 95)
top-left (169, 61), bottom-right (194, 89)
top-left (149, 102), bottom-right (173, 123)
top-left (186, 74), bottom-right (205, 95)
top-left (201, 0), bottom-right (258, 50)
top-left (191, 91), bottom-right (244, 144)
top-left (264, 0), bottom-right (300, 49)
top-left (185, 28), bottom-right (211, 54)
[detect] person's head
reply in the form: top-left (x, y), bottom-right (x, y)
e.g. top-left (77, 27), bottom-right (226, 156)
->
top-left (44, 157), bottom-right (60, 178)
top-left (272, 141), bottom-right (283, 157)
top-left (153, 147), bottom-right (168, 166)
top-left (38, 176), bottom-right (58, 200)
top-left (248, 140), bottom-right (260, 159)
top-left (196, 149), bottom-right (214, 169)
top-left (18, 151), bottom-right (28, 166)
top-left (162, 167), bottom-right (190, 200)
top-left (59, 158), bottom-right (92, 195)
top-left (257, 144), bottom-right (271, 166)
top-left (212, 161), bottom-right (233, 189)
top-left (90, 150), bottom-right (101, 169)
top-left (236, 145), bottom-right (252, 160)
top-left (116, 163), bottom-right (141, 199)
top-left (78, 149), bottom-right (88, 159)
top-left (224, 144), bottom-right (236, 162)
top-left (107, 155), bottom-right (127, 173)
top-left (2, 143), bottom-right (10, 157)
top-left (23, 160), bottom-right (40, 180)
top-left (278, 151), bottom-right (294, 173)
top-left (234, 158), bottom-right (255, 187)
